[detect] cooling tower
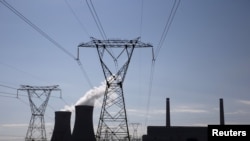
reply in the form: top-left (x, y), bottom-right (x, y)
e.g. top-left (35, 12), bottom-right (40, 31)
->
top-left (71, 105), bottom-right (96, 141)
top-left (51, 111), bottom-right (71, 141)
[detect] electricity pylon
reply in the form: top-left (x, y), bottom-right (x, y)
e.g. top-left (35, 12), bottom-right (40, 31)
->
top-left (78, 37), bottom-right (152, 141)
top-left (130, 123), bottom-right (141, 141)
top-left (17, 85), bottom-right (61, 141)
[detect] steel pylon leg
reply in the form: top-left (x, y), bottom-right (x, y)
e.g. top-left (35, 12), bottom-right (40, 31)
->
top-left (96, 79), bottom-right (130, 141)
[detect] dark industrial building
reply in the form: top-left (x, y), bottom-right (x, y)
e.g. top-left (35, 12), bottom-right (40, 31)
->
top-left (142, 126), bottom-right (207, 141)
top-left (142, 98), bottom-right (225, 141)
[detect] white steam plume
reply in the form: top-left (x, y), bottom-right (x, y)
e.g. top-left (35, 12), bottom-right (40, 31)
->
top-left (61, 81), bottom-right (106, 112)
top-left (61, 104), bottom-right (75, 112)
top-left (75, 81), bottom-right (106, 106)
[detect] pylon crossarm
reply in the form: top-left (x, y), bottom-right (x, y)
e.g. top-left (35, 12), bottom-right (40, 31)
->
top-left (78, 37), bottom-right (152, 48)
top-left (19, 85), bottom-right (59, 90)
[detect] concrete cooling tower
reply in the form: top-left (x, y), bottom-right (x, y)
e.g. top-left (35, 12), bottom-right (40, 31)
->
top-left (51, 111), bottom-right (72, 141)
top-left (71, 105), bottom-right (96, 141)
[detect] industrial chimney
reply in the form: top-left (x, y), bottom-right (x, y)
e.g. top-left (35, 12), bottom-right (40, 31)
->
top-left (219, 98), bottom-right (225, 125)
top-left (166, 98), bottom-right (170, 127)
top-left (71, 105), bottom-right (96, 141)
top-left (51, 111), bottom-right (71, 141)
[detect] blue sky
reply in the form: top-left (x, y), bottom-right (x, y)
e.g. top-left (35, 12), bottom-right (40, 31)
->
top-left (0, 0), bottom-right (250, 140)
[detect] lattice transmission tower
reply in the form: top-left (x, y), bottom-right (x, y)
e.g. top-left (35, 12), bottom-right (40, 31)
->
top-left (17, 85), bottom-right (61, 141)
top-left (78, 37), bottom-right (152, 141)
top-left (130, 123), bottom-right (141, 141)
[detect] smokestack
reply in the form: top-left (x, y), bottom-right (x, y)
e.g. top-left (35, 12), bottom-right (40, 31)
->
top-left (166, 98), bottom-right (170, 127)
top-left (71, 105), bottom-right (96, 141)
top-left (51, 111), bottom-right (71, 141)
top-left (219, 98), bottom-right (225, 125)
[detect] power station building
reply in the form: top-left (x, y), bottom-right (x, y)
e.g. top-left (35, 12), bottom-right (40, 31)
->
top-left (142, 98), bottom-right (225, 141)
top-left (142, 126), bottom-right (207, 141)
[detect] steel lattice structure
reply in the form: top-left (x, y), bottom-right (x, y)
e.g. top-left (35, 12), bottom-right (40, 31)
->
top-left (78, 37), bottom-right (152, 141)
top-left (130, 123), bottom-right (141, 141)
top-left (18, 85), bottom-right (61, 141)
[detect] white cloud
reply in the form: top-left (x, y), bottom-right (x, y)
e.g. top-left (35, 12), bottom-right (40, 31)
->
top-left (0, 136), bottom-right (24, 141)
top-left (238, 100), bottom-right (250, 105)
top-left (127, 105), bottom-right (209, 118)
top-left (172, 106), bottom-right (208, 113)
top-left (226, 110), bottom-right (250, 115)
top-left (127, 108), bottom-right (165, 117)
top-left (1, 123), bottom-right (28, 127)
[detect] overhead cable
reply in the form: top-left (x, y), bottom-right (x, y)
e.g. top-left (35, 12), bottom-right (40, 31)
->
top-left (76, 60), bottom-right (93, 88)
top-left (0, 92), bottom-right (17, 98)
top-left (0, 84), bottom-right (17, 90)
top-left (154, 0), bottom-right (181, 60)
top-left (64, 0), bottom-right (90, 36)
top-left (86, 0), bottom-right (107, 40)
top-left (0, 0), bottom-right (93, 88)
top-left (0, 61), bottom-right (52, 84)
top-left (139, 0), bottom-right (144, 39)
top-left (85, 0), bottom-right (118, 68)
top-left (144, 0), bottom-right (180, 126)
top-left (0, 0), bottom-right (76, 60)
top-left (144, 59), bottom-right (155, 126)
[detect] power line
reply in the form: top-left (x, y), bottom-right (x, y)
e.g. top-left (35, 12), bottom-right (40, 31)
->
top-left (61, 97), bottom-right (70, 106)
top-left (0, 84), bottom-right (18, 98)
top-left (90, 0), bottom-right (107, 40)
top-left (139, 0), bottom-right (144, 39)
top-left (0, 91), bottom-right (17, 96)
top-left (154, 0), bottom-right (181, 60)
top-left (144, 0), bottom-right (181, 126)
top-left (64, 0), bottom-right (90, 36)
top-left (0, 94), bottom-right (16, 98)
top-left (76, 59), bottom-right (94, 88)
top-left (0, 91), bottom-right (29, 99)
top-left (0, 0), bottom-right (93, 89)
top-left (86, 0), bottom-right (107, 40)
top-left (85, 0), bottom-right (118, 69)
top-left (0, 0), bottom-right (76, 60)
top-left (0, 84), bottom-right (17, 90)
top-left (144, 59), bottom-right (155, 126)
top-left (0, 61), bottom-right (52, 84)
top-left (137, 0), bottom-right (145, 102)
